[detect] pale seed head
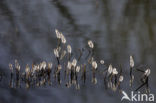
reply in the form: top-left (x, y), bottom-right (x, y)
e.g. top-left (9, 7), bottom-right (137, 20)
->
top-left (92, 61), bottom-right (97, 69)
top-left (112, 68), bottom-right (118, 75)
top-left (67, 45), bottom-right (72, 54)
top-left (72, 59), bottom-right (77, 67)
top-left (54, 48), bottom-right (59, 57)
top-left (119, 75), bottom-right (124, 82)
top-left (76, 66), bottom-right (80, 73)
top-left (25, 64), bottom-right (30, 74)
top-left (88, 40), bottom-right (94, 49)
top-left (48, 62), bottom-right (53, 69)
top-left (60, 33), bottom-right (66, 44)
top-left (42, 61), bottom-right (47, 70)
top-left (15, 59), bottom-right (20, 71)
top-left (55, 29), bottom-right (61, 39)
top-left (144, 68), bottom-right (151, 76)
top-left (67, 61), bottom-right (72, 70)
top-left (108, 64), bottom-right (113, 74)
top-left (130, 55), bottom-right (134, 68)
top-left (100, 60), bottom-right (104, 64)
top-left (17, 65), bottom-right (20, 71)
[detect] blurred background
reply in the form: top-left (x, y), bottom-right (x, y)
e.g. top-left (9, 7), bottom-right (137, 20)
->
top-left (0, 0), bottom-right (156, 103)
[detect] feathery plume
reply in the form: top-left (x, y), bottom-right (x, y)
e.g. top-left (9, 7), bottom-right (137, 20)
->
top-left (88, 40), bottom-right (94, 49)
top-left (72, 59), bottom-right (77, 67)
top-left (144, 69), bottom-right (151, 76)
top-left (48, 62), bottom-right (53, 69)
top-left (55, 29), bottom-right (61, 39)
top-left (67, 45), bottom-right (72, 54)
top-left (60, 33), bottom-right (66, 44)
top-left (15, 59), bottom-right (20, 71)
top-left (130, 55), bottom-right (134, 68)
top-left (76, 66), bottom-right (80, 73)
top-left (119, 75), bottom-right (124, 82)
top-left (54, 48), bottom-right (59, 58)
top-left (108, 64), bottom-right (113, 74)
top-left (42, 61), bottom-right (47, 70)
top-left (25, 64), bottom-right (30, 74)
top-left (100, 60), bottom-right (104, 65)
top-left (112, 68), bottom-right (118, 75)
top-left (92, 61), bottom-right (97, 69)
top-left (67, 61), bottom-right (72, 70)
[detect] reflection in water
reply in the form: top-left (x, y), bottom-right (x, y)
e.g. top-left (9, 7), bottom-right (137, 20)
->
top-left (0, 0), bottom-right (156, 103)
top-left (53, 0), bottom-right (78, 30)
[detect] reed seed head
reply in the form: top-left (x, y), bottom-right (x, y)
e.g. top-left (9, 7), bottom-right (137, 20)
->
top-left (119, 75), bottom-right (124, 82)
top-left (15, 59), bottom-right (20, 71)
top-left (48, 62), bottom-right (53, 69)
top-left (25, 64), bottom-right (30, 74)
top-left (92, 61), bottom-right (97, 69)
top-left (16, 65), bottom-right (20, 71)
top-left (130, 55), bottom-right (134, 68)
top-left (55, 29), bottom-right (61, 39)
top-left (42, 61), bottom-right (47, 70)
top-left (9, 63), bottom-right (13, 72)
top-left (112, 68), bottom-right (118, 75)
top-left (100, 60), bottom-right (104, 64)
top-left (144, 68), bottom-right (151, 76)
top-left (108, 64), bottom-right (113, 74)
top-left (88, 40), bottom-right (94, 49)
top-left (60, 33), bottom-right (66, 44)
top-left (54, 48), bottom-right (59, 57)
top-left (67, 45), bottom-right (72, 54)
top-left (72, 58), bottom-right (77, 67)
top-left (67, 61), bottom-right (72, 70)
top-left (76, 66), bottom-right (80, 73)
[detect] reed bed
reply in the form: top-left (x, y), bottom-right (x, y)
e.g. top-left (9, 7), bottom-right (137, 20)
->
top-left (3, 29), bottom-right (151, 94)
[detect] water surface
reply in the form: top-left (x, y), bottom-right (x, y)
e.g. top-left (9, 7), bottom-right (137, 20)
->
top-left (0, 0), bottom-right (156, 103)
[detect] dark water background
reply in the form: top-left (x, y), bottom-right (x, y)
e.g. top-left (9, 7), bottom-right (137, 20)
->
top-left (0, 0), bottom-right (156, 103)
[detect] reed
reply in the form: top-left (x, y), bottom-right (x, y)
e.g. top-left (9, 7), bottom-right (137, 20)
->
top-left (3, 29), bottom-right (151, 94)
